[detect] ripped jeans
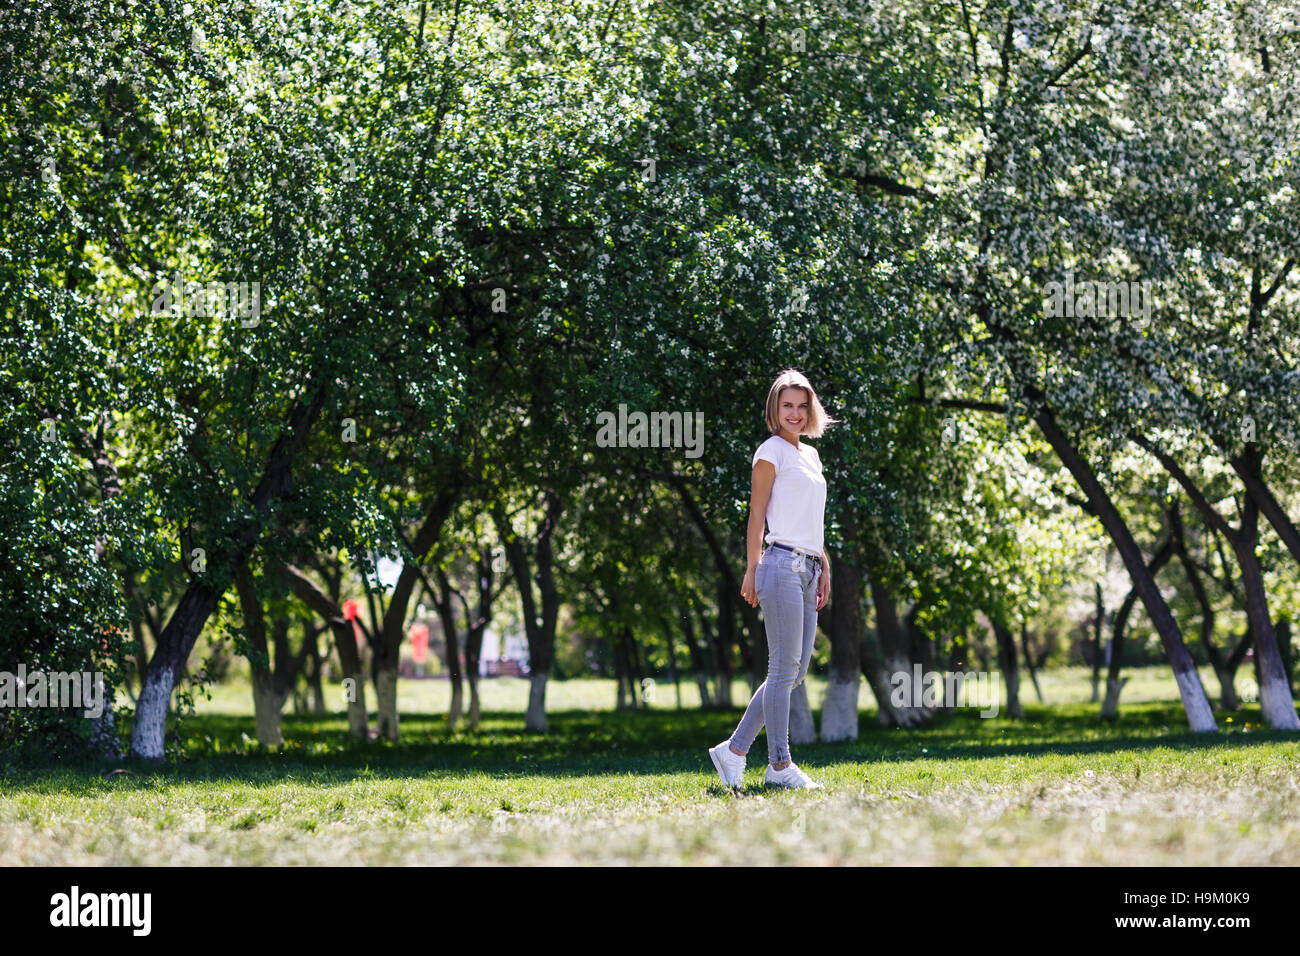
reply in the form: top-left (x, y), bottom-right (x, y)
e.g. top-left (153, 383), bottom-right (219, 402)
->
top-left (728, 548), bottom-right (819, 765)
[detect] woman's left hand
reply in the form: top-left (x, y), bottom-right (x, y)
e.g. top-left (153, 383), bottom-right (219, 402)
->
top-left (816, 571), bottom-right (830, 610)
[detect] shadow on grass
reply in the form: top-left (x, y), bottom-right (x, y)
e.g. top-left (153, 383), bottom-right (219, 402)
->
top-left (2, 699), bottom-right (1294, 794)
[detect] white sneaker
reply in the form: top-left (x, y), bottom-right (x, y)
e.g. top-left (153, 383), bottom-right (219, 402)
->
top-left (708, 740), bottom-right (746, 788)
top-left (765, 761), bottom-right (822, 789)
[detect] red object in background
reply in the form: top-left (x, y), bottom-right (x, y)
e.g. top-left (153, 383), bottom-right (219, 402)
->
top-left (101, 624), bottom-right (121, 653)
top-left (342, 599), bottom-right (359, 621)
top-left (410, 623), bottom-right (429, 664)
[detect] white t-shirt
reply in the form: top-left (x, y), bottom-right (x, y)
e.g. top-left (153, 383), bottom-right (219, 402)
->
top-left (752, 434), bottom-right (827, 555)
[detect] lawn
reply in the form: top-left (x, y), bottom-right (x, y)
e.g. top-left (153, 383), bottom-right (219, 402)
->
top-left (3, 668), bottom-right (1297, 865)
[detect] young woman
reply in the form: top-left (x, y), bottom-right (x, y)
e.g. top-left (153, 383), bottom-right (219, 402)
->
top-left (709, 369), bottom-right (836, 790)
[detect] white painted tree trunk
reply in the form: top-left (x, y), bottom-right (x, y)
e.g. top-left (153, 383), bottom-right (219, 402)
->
top-left (375, 667), bottom-right (399, 741)
top-left (1258, 670), bottom-right (1300, 729)
top-left (1099, 675), bottom-right (1128, 719)
top-left (820, 675), bottom-right (860, 741)
top-left (130, 667), bottom-right (174, 761)
top-left (345, 684), bottom-right (368, 739)
top-left (448, 679), bottom-right (463, 732)
top-left (338, 650), bottom-right (369, 739)
top-left (251, 670), bottom-right (284, 747)
top-left (524, 673), bottom-right (548, 731)
top-left (789, 683), bottom-right (816, 744)
top-left (1174, 668), bottom-right (1218, 732)
top-left (883, 655), bottom-right (934, 728)
top-left (1228, 539), bottom-right (1299, 729)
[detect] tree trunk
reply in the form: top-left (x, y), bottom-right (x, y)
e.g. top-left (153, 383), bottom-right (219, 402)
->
top-left (305, 622), bottom-right (327, 715)
top-left (859, 626), bottom-right (904, 726)
top-left (123, 567), bottom-right (152, 701)
top-left (991, 619), bottom-right (1023, 718)
top-left (1171, 508), bottom-right (1238, 710)
top-left (678, 605), bottom-right (713, 707)
top-left (251, 669), bottom-right (283, 748)
top-left (464, 622), bottom-right (484, 730)
top-left (663, 616), bottom-right (682, 709)
top-left (431, 567), bottom-right (463, 731)
top-left (462, 548), bottom-right (494, 731)
top-left (493, 491), bottom-right (561, 733)
top-left (715, 581), bottom-right (739, 705)
top-left (130, 586), bottom-right (220, 760)
top-left (613, 632), bottom-right (631, 710)
top-left (907, 604), bottom-right (939, 702)
top-left (130, 614), bottom-right (148, 701)
top-left (1278, 618), bottom-right (1294, 694)
top-left (699, 606), bottom-right (730, 708)
top-left (1228, 502), bottom-right (1299, 729)
top-left (448, 657), bottom-right (464, 727)
top-left (373, 666), bottom-right (399, 740)
top-left (1211, 654), bottom-right (1242, 711)
top-left (374, 568), bottom-right (409, 744)
top-left (129, 380), bottom-right (328, 760)
top-left (1231, 446), bottom-right (1300, 570)
top-left (623, 625), bottom-right (645, 707)
top-left (1035, 409), bottom-right (1214, 731)
top-left (1021, 624), bottom-right (1044, 704)
top-left (1101, 674), bottom-right (1128, 718)
top-left (789, 683), bottom-right (817, 743)
top-left (235, 568), bottom-right (285, 748)
top-left (871, 579), bottom-right (934, 727)
top-left (1101, 587), bottom-right (1135, 722)
top-left (822, 529), bottom-right (862, 741)
top-left (376, 488), bottom-right (463, 741)
top-left (525, 672), bottom-right (548, 731)
top-left (1101, 535), bottom-right (1174, 720)
top-left (278, 563), bottom-right (368, 738)
top-left (1090, 583), bottom-right (1104, 703)
top-left (1228, 628), bottom-right (1253, 707)
top-left (466, 666), bottom-right (482, 729)
top-left (1137, 438), bottom-right (1297, 729)
top-left (336, 620), bottom-right (370, 739)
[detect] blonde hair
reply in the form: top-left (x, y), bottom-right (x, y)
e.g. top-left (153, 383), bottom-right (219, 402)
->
top-left (763, 368), bottom-right (839, 439)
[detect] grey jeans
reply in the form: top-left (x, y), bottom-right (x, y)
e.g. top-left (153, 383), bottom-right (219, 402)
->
top-left (729, 548), bottom-right (819, 765)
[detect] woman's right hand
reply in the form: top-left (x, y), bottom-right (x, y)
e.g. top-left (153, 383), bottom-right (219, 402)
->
top-left (740, 567), bottom-right (758, 607)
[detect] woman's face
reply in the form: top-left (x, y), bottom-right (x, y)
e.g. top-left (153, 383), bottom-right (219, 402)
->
top-left (777, 387), bottom-right (810, 438)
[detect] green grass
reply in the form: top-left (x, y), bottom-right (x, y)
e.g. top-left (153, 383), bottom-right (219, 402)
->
top-left (4, 668), bottom-right (1298, 865)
